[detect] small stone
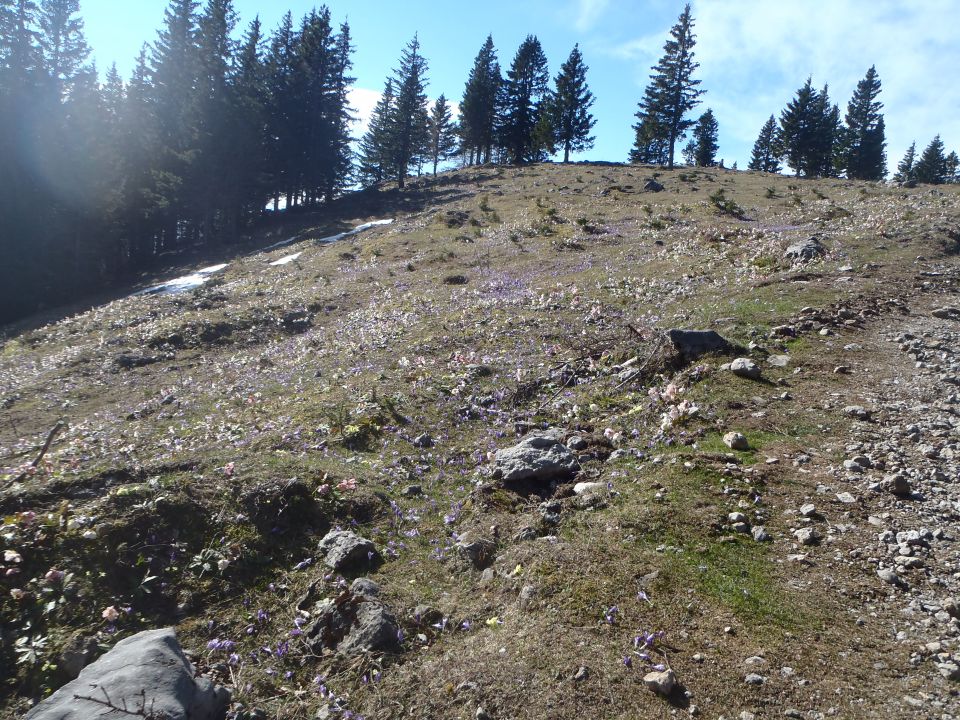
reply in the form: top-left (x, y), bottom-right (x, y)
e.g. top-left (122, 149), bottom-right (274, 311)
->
top-left (836, 492), bottom-right (856, 504)
top-left (751, 526), bottom-right (771, 542)
top-left (744, 673), bottom-right (766, 685)
top-left (799, 503), bottom-right (817, 518)
top-left (573, 666), bottom-right (589, 682)
top-left (877, 568), bottom-right (903, 587)
top-left (402, 484), bottom-right (422, 497)
top-left (476, 707), bottom-right (492, 720)
top-left (834, 365), bottom-right (851, 374)
top-left (567, 436), bottom-right (588, 451)
top-left (728, 512), bottom-right (748, 524)
top-left (767, 355), bottom-right (790, 368)
top-left (412, 433), bottom-right (434, 448)
top-left (731, 358), bottom-right (762, 379)
top-left (740, 713), bottom-right (757, 720)
top-left (643, 669), bottom-right (677, 696)
top-left (937, 661), bottom-right (960, 681)
top-left (317, 530), bottom-right (379, 571)
top-left (843, 405), bottom-right (870, 420)
top-left (723, 432), bottom-right (750, 451)
top-left (794, 527), bottom-right (820, 546)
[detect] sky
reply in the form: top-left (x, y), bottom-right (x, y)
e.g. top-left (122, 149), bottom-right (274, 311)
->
top-left (80, 0), bottom-right (960, 170)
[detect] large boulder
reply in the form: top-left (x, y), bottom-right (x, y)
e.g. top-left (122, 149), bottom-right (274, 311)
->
top-left (785, 237), bottom-right (826, 262)
top-left (492, 433), bottom-right (580, 487)
top-left (668, 329), bottom-right (737, 361)
top-left (307, 582), bottom-right (400, 656)
top-left (25, 628), bottom-right (228, 720)
top-left (318, 530), bottom-right (380, 571)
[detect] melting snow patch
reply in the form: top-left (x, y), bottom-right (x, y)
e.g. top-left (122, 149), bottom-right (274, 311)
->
top-left (315, 218), bottom-right (394, 245)
top-left (269, 252), bottom-right (302, 266)
top-left (262, 235), bottom-right (301, 251)
top-left (134, 263), bottom-right (229, 296)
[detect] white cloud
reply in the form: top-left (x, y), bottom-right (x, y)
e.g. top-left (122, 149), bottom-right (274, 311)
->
top-left (605, 1), bottom-right (960, 166)
top-left (689, 0), bottom-right (960, 165)
top-left (574, 0), bottom-right (611, 32)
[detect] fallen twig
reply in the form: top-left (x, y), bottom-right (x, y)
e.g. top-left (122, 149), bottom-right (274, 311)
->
top-left (5, 421), bottom-right (65, 488)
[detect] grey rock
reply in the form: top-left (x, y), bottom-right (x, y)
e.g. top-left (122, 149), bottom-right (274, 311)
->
top-left (668, 329), bottom-right (737, 361)
top-left (882, 473), bottom-right (912, 497)
top-left (402, 484), bottom-right (422, 497)
top-left (643, 178), bottom-right (665, 193)
top-left (723, 432), bottom-right (750, 451)
top-left (744, 673), bottom-right (767, 685)
top-left (730, 358), bottom-right (762, 379)
top-left (794, 527), bottom-right (820, 546)
top-left (573, 666), bottom-right (589, 682)
top-left (752, 526), bottom-right (771, 542)
top-left (25, 628), bottom-right (228, 720)
top-left (412, 433), bottom-right (434, 448)
top-left (785, 237), bottom-right (826, 262)
top-left (573, 481), bottom-right (605, 495)
top-left (643, 669), bottom-right (676, 695)
top-left (799, 503), bottom-right (817, 518)
top-left (728, 512), bottom-right (748, 524)
top-left (876, 567), bottom-right (904, 588)
top-left (318, 530), bottom-right (379, 570)
top-left (844, 405), bottom-right (871, 420)
top-left (566, 435), bottom-right (588, 451)
top-left (492, 433), bottom-right (580, 487)
top-left (937, 661), bottom-right (960, 680)
top-left (349, 578), bottom-right (381, 599)
top-left (767, 354), bottom-right (790, 368)
top-left (932, 307), bottom-right (960, 320)
top-left (519, 584), bottom-right (537, 610)
top-left (455, 535), bottom-right (496, 569)
top-left (308, 591), bottom-right (400, 656)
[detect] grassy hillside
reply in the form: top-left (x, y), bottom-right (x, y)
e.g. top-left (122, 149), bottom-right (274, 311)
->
top-left (2, 163), bottom-right (959, 719)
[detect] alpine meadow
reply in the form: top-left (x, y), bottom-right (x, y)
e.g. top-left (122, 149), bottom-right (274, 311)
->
top-left (3, 3), bottom-right (960, 719)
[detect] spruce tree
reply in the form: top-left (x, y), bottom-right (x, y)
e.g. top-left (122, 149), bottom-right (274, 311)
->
top-left (550, 43), bottom-right (595, 163)
top-left (387, 35), bottom-right (429, 187)
top-left (264, 11), bottom-right (296, 209)
top-left (427, 94), bottom-right (456, 175)
top-left (914, 135), bottom-right (947, 184)
top-left (37, 0), bottom-right (87, 95)
top-left (748, 114), bottom-right (781, 172)
top-left (893, 141), bottom-right (916, 185)
top-left (945, 151), bottom-right (959, 184)
top-left (358, 78), bottom-right (395, 185)
top-left (841, 66), bottom-right (886, 180)
top-left (689, 108), bottom-right (718, 166)
top-left (499, 34), bottom-right (549, 165)
top-left (778, 78), bottom-right (822, 177)
top-left (459, 35), bottom-right (500, 165)
top-left (630, 3), bottom-right (703, 168)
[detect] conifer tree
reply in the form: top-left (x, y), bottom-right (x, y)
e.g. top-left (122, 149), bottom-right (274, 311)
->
top-left (841, 66), bottom-right (886, 180)
top-left (499, 34), bottom-right (549, 165)
top-left (914, 135), bottom-right (948, 184)
top-left (778, 78), bottom-right (821, 177)
top-left (630, 3), bottom-right (703, 168)
top-left (893, 141), bottom-right (916, 185)
top-left (748, 114), bottom-right (781, 172)
top-left (387, 34), bottom-right (429, 187)
top-left (945, 151), bottom-right (959, 184)
top-left (427, 94), bottom-right (456, 175)
top-left (688, 108), bottom-right (718, 166)
top-left (459, 35), bottom-right (500, 165)
top-left (550, 43), bottom-right (595, 163)
top-left (37, 0), bottom-right (87, 96)
top-left (358, 77), bottom-right (395, 185)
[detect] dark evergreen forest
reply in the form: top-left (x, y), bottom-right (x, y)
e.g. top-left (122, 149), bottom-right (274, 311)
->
top-left (0, 1), bottom-right (956, 326)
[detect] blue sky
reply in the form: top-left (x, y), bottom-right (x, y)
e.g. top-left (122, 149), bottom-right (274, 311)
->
top-left (81, 0), bottom-right (960, 170)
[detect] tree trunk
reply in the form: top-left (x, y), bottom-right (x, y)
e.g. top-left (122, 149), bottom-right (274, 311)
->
top-left (564, 142), bottom-right (570, 164)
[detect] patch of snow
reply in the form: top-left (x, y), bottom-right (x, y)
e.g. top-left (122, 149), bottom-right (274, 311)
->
top-left (314, 218), bottom-right (394, 245)
top-left (262, 236), bottom-right (301, 251)
top-left (269, 252), bottom-right (302, 267)
top-left (133, 263), bottom-right (229, 297)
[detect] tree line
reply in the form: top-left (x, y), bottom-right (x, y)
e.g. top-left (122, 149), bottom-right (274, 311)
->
top-left (1, 1), bottom-right (957, 325)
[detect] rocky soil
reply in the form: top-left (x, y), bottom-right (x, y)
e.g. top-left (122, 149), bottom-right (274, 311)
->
top-left (1, 164), bottom-right (960, 719)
